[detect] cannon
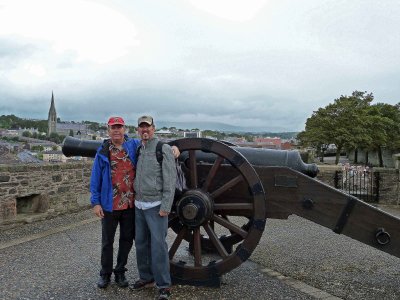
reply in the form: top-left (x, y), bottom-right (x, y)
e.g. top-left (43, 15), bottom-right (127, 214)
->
top-left (62, 136), bottom-right (400, 286)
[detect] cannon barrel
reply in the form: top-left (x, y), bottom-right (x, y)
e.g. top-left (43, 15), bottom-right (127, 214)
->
top-left (62, 136), bottom-right (318, 177)
top-left (182, 147), bottom-right (318, 177)
top-left (62, 136), bottom-right (100, 158)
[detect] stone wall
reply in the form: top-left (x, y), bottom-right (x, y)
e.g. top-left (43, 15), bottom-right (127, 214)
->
top-left (0, 162), bottom-right (92, 223)
top-left (374, 167), bottom-right (400, 205)
top-left (315, 165), bottom-right (340, 187)
top-left (347, 148), bottom-right (398, 168)
top-left (316, 165), bottom-right (399, 205)
top-left (1, 162), bottom-right (399, 226)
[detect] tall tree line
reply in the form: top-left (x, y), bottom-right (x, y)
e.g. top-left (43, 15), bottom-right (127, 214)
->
top-left (297, 91), bottom-right (400, 166)
top-left (0, 114), bottom-right (48, 133)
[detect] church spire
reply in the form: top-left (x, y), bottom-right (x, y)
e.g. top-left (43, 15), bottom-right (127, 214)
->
top-left (48, 91), bottom-right (57, 136)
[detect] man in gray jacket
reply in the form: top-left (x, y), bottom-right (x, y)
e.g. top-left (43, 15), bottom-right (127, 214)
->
top-left (132, 115), bottom-right (176, 300)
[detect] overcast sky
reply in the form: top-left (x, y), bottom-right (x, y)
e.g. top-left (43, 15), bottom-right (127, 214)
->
top-left (0, 0), bottom-right (399, 131)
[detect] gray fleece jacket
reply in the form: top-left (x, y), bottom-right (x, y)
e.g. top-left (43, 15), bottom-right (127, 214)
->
top-left (134, 137), bottom-right (177, 212)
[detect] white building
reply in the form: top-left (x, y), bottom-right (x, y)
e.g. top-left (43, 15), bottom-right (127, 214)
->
top-left (42, 150), bottom-right (67, 163)
top-left (183, 131), bottom-right (202, 138)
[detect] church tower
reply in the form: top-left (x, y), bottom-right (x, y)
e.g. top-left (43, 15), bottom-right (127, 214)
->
top-left (48, 92), bottom-right (57, 136)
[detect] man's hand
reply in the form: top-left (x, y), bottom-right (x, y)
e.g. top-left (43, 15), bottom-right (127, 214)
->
top-left (159, 210), bottom-right (169, 217)
top-left (171, 146), bottom-right (180, 158)
top-left (93, 205), bottom-right (104, 218)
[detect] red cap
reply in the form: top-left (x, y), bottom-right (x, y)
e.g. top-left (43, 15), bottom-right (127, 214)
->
top-left (107, 116), bottom-right (125, 126)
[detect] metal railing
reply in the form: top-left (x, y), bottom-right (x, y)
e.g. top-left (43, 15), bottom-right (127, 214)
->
top-left (334, 166), bottom-right (380, 202)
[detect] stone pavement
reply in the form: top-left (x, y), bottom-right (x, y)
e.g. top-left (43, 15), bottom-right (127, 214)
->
top-left (1, 205), bottom-right (399, 300)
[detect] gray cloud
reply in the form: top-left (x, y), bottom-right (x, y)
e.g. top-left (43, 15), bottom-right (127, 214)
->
top-left (1, 0), bottom-right (399, 132)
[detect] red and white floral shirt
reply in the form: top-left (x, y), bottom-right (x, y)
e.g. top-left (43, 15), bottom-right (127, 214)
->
top-left (109, 144), bottom-right (135, 210)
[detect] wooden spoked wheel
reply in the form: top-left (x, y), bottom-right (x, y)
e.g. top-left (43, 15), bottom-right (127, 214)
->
top-left (167, 138), bottom-right (266, 282)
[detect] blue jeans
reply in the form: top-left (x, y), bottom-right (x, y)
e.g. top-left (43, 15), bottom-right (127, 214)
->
top-left (135, 205), bottom-right (171, 288)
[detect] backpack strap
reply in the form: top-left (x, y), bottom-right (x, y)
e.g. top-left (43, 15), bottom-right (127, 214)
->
top-left (136, 141), bottom-right (165, 165)
top-left (99, 138), bottom-right (111, 159)
top-left (136, 144), bottom-right (142, 163)
top-left (156, 141), bottom-right (165, 165)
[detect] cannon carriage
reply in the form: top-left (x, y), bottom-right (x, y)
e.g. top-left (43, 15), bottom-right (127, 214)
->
top-left (62, 136), bottom-right (400, 286)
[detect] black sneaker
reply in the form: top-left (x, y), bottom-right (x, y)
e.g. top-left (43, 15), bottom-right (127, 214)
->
top-left (97, 274), bottom-right (111, 288)
top-left (132, 279), bottom-right (155, 290)
top-left (158, 288), bottom-right (171, 300)
top-left (115, 273), bottom-right (129, 288)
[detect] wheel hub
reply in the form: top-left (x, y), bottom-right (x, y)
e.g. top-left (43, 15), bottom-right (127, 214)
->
top-left (176, 189), bottom-right (213, 228)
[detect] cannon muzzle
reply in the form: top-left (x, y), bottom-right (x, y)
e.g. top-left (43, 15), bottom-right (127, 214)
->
top-left (185, 147), bottom-right (318, 178)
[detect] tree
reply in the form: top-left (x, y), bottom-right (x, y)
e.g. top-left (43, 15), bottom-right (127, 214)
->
top-left (299, 91), bottom-right (373, 164)
top-left (362, 103), bottom-right (400, 166)
top-left (83, 120), bottom-right (105, 131)
top-left (0, 114), bottom-right (19, 128)
top-left (384, 103), bottom-right (400, 150)
top-left (126, 126), bottom-right (136, 134)
top-left (48, 132), bottom-right (66, 144)
top-left (32, 145), bottom-right (44, 152)
top-left (0, 114), bottom-right (47, 132)
top-left (22, 131), bottom-right (32, 138)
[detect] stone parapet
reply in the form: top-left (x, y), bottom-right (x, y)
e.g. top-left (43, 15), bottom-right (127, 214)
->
top-left (0, 162), bottom-right (92, 222)
top-left (1, 161), bottom-right (399, 227)
top-left (374, 167), bottom-right (400, 205)
top-left (314, 165), bottom-right (341, 187)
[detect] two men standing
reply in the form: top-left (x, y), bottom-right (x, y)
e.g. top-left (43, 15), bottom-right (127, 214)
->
top-left (90, 115), bottom-right (176, 300)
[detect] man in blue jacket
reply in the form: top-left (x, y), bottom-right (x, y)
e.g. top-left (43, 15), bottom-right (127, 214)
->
top-left (90, 116), bottom-right (140, 288)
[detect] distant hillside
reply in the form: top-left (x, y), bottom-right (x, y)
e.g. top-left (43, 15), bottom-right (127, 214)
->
top-left (157, 121), bottom-right (242, 131)
top-left (1, 114), bottom-right (299, 138)
top-left (156, 121), bottom-right (298, 136)
top-left (0, 114), bottom-right (48, 132)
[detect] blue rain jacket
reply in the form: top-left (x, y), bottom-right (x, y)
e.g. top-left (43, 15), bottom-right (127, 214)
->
top-left (90, 136), bottom-right (140, 212)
